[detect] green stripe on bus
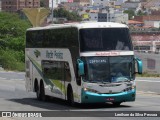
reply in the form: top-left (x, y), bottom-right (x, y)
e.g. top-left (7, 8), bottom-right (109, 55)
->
top-left (51, 80), bottom-right (66, 95)
top-left (27, 56), bottom-right (53, 86)
top-left (27, 56), bottom-right (66, 95)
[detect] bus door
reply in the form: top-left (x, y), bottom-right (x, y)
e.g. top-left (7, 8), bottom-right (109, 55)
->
top-left (42, 61), bottom-right (66, 99)
top-left (55, 61), bottom-right (66, 99)
top-left (25, 59), bottom-right (33, 92)
top-left (63, 62), bottom-right (71, 100)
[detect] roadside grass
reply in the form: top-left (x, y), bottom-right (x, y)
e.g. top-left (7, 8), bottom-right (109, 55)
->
top-left (0, 49), bottom-right (25, 72)
top-left (136, 72), bottom-right (160, 77)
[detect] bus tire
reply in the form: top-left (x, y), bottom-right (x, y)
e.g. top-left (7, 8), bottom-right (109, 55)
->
top-left (36, 85), bottom-right (41, 100)
top-left (112, 102), bottom-right (121, 107)
top-left (40, 81), bottom-right (46, 101)
top-left (67, 87), bottom-right (75, 106)
top-left (35, 83), bottom-right (41, 100)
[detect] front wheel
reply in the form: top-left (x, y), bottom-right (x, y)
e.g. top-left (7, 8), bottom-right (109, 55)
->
top-left (67, 90), bottom-right (75, 106)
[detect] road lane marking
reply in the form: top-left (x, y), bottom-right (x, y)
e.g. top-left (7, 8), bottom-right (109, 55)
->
top-left (0, 77), bottom-right (6, 80)
top-left (137, 91), bottom-right (160, 96)
top-left (136, 80), bottom-right (160, 83)
top-left (0, 78), bottom-right (24, 81)
top-left (10, 79), bottom-right (24, 81)
top-left (0, 71), bottom-right (15, 73)
top-left (137, 91), bottom-right (156, 94)
top-left (17, 72), bottom-right (25, 74)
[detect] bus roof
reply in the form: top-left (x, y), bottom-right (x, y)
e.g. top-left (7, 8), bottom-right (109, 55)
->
top-left (27, 22), bottom-right (128, 31)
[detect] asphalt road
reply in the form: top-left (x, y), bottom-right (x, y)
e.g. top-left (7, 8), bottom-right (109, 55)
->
top-left (0, 71), bottom-right (25, 81)
top-left (0, 71), bottom-right (160, 120)
top-left (136, 77), bottom-right (160, 94)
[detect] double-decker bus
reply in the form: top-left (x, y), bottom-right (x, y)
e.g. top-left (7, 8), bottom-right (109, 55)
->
top-left (25, 22), bottom-right (142, 106)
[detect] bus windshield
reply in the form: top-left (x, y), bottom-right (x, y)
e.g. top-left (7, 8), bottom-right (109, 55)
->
top-left (83, 56), bottom-right (135, 83)
top-left (80, 28), bottom-right (133, 52)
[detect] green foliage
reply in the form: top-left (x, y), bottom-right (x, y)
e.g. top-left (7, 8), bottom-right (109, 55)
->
top-left (123, 10), bottom-right (135, 20)
top-left (40, 0), bottom-right (45, 7)
top-left (0, 12), bottom-right (31, 71)
top-left (0, 49), bottom-right (25, 71)
top-left (137, 10), bottom-right (147, 16)
top-left (53, 8), bottom-right (82, 21)
top-left (136, 72), bottom-right (160, 77)
top-left (0, 12), bottom-right (29, 38)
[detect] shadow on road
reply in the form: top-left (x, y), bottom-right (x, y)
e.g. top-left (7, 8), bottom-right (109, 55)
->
top-left (7, 96), bottom-right (131, 110)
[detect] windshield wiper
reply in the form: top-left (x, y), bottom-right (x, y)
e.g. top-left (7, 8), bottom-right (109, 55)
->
top-left (115, 79), bottom-right (131, 83)
top-left (89, 81), bottom-right (98, 83)
top-left (89, 80), bottom-right (109, 83)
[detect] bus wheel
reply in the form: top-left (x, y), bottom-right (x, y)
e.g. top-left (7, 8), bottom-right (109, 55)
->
top-left (67, 89), bottom-right (75, 106)
top-left (40, 82), bottom-right (46, 101)
top-left (112, 102), bottom-right (121, 107)
top-left (36, 84), bottom-right (41, 100)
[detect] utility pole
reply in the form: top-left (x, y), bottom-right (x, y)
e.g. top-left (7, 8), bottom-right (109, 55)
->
top-left (51, 0), bottom-right (54, 23)
top-left (106, 7), bottom-right (110, 22)
top-left (33, 0), bottom-right (34, 7)
top-left (108, 9), bottom-right (110, 22)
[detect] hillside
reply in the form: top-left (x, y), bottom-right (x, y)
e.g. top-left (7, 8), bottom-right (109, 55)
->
top-left (0, 12), bottom-right (31, 71)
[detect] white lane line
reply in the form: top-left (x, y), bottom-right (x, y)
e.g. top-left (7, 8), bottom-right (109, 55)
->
top-left (0, 71), bottom-right (25, 74)
top-left (137, 91), bottom-right (160, 96)
top-left (9, 79), bottom-right (24, 81)
top-left (0, 77), bottom-right (6, 80)
top-left (0, 71), bottom-right (15, 73)
top-left (137, 91), bottom-right (156, 94)
top-left (17, 73), bottom-right (25, 74)
top-left (136, 80), bottom-right (160, 83)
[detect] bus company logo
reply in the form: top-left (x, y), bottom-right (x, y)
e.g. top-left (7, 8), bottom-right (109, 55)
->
top-left (34, 50), bottom-right (41, 58)
top-left (46, 50), bottom-right (63, 59)
top-left (95, 52), bottom-right (120, 56)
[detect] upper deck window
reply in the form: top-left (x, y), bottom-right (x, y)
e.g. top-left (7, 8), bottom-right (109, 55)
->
top-left (80, 28), bottom-right (133, 52)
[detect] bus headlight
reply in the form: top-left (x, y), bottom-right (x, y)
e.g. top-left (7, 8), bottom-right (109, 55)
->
top-left (83, 87), bottom-right (99, 93)
top-left (132, 86), bottom-right (136, 90)
top-left (124, 86), bottom-right (136, 92)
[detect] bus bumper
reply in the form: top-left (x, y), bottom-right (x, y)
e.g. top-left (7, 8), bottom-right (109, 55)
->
top-left (81, 89), bottom-right (136, 103)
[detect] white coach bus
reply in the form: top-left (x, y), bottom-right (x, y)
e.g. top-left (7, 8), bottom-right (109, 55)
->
top-left (25, 22), bottom-right (142, 106)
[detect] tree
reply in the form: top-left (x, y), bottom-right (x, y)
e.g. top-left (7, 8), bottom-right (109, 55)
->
top-left (123, 10), bottom-right (135, 20)
top-left (40, 0), bottom-right (45, 7)
top-left (53, 8), bottom-right (82, 21)
top-left (0, 12), bottom-right (31, 71)
top-left (137, 10), bottom-right (147, 16)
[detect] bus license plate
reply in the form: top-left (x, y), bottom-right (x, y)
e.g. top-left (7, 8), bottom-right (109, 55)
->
top-left (106, 98), bottom-right (114, 101)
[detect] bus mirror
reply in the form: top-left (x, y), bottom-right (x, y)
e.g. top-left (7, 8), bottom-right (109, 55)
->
top-left (77, 59), bottom-right (84, 76)
top-left (135, 57), bottom-right (143, 74)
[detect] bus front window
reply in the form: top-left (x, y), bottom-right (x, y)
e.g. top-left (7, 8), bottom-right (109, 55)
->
top-left (109, 56), bottom-right (134, 82)
top-left (83, 56), bottom-right (134, 83)
top-left (80, 28), bottom-right (133, 52)
top-left (86, 57), bottom-right (110, 82)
